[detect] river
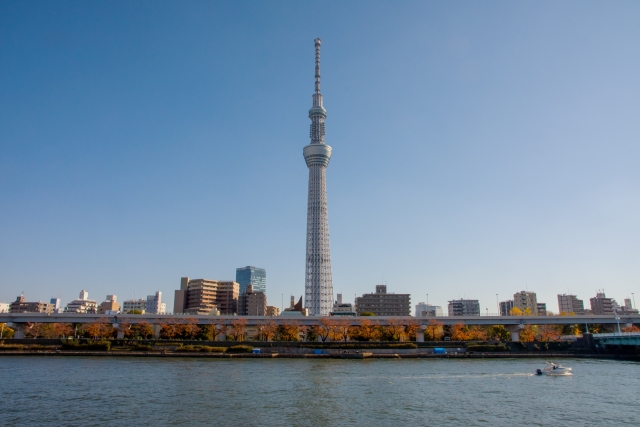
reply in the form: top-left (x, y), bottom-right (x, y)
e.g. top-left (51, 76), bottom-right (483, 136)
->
top-left (1, 357), bottom-right (638, 426)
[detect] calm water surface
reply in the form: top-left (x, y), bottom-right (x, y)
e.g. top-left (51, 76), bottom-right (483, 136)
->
top-left (1, 356), bottom-right (638, 426)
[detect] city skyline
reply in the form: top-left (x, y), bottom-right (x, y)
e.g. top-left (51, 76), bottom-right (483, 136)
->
top-left (1, 2), bottom-right (639, 315)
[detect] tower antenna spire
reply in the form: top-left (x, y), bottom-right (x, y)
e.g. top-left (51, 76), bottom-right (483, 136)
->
top-left (314, 38), bottom-right (321, 94)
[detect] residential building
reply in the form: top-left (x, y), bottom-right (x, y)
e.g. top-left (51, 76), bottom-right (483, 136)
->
top-left (590, 291), bottom-right (615, 315)
top-left (64, 290), bottom-right (98, 314)
top-left (499, 300), bottom-right (514, 316)
top-left (97, 295), bottom-right (120, 314)
top-left (415, 303), bottom-right (443, 317)
top-left (238, 285), bottom-right (267, 316)
top-left (175, 277), bottom-right (239, 315)
top-left (331, 294), bottom-right (356, 316)
top-left (266, 306), bottom-right (280, 316)
top-left (617, 298), bottom-right (639, 315)
top-left (122, 299), bottom-right (146, 314)
top-left (145, 291), bottom-right (166, 314)
top-left (513, 291), bottom-right (538, 315)
top-left (0, 302), bottom-right (9, 313)
top-left (448, 299), bottom-right (480, 316)
top-left (50, 298), bottom-right (62, 313)
top-left (537, 303), bottom-right (547, 316)
top-left (9, 295), bottom-right (54, 314)
top-left (236, 266), bottom-right (266, 295)
top-left (355, 285), bottom-right (411, 316)
top-left (557, 294), bottom-right (585, 315)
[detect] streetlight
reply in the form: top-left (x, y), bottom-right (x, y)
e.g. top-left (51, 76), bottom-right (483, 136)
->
top-left (614, 310), bottom-right (621, 334)
top-left (496, 294), bottom-right (499, 316)
top-left (632, 293), bottom-right (636, 309)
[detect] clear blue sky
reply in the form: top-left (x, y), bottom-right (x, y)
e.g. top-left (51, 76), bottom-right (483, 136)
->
top-left (1, 1), bottom-right (639, 314)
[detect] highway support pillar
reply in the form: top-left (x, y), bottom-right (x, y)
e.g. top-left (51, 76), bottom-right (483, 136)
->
top-left (505, 324), bottom-right (524, 342)
top-left (416, 325), bottom-right (426, 343)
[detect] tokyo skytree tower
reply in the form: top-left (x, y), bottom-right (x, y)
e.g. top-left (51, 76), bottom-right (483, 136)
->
top-left (303, 38), bottom-right (333, 316)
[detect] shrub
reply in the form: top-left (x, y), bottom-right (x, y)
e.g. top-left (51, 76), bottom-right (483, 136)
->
top-left (129, 344), bottom-right (153, 351)
top-left (466, 344), bottom-right (508, 352)
top-left (61, 340), bottom-right (111, 351)
top-left (227, 345), bottom-right (253, 353)
top-left (200, 346), bottom-right (226, 353)
top-left (0, 344), bottom-right (24, 350)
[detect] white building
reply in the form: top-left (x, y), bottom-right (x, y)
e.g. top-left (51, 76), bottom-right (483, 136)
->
top-left (330, 294), bottom-right (356, 316)
top-left (145, 291), bottom-right (166, 314)
top-left (415, 303), bottom-right (443, 317)
top-left (64, 290), bottom-right (98, 314)
top-left (122, 299), bottom-right (146, 314)
top-left (0, 302), bottom-right (9, 313)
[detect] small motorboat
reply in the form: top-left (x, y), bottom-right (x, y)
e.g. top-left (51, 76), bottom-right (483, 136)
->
top-left (536, 362), bottom-right (572, 376)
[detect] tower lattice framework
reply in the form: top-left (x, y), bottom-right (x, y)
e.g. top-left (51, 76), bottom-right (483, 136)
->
top-left (303, 38), bottom-right (333, 316)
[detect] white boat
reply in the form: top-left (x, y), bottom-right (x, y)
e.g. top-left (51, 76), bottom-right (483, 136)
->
top-left (536, 362), bottom-right (572, 376)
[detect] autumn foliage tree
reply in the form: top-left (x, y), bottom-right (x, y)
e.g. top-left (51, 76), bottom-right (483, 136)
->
top-left (536, 325), bottom-right (562, 342)
top-left (403, 319), bottom-right (421, 342)
top-left (425, 320), bottom-right (444, 341)
top-left (318, 318), bottom-right (337, 342)
top-left (518, 325), bottom-right (537, 342)
top-left (182, 318), bottom-right (201, 340)
top-left (229, 318), bottom-right (248, 341)
top-left (83, 319), bottom-right (113, 340)
top-left (278, 321), bottom-right (300, 341)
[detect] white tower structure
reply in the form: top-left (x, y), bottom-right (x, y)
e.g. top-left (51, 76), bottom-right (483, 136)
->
top-left (303, 38), bottom-right (333, 316)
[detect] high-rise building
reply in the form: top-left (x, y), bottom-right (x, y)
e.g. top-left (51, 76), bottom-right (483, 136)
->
top-left (238, 285), bottom-right (267, 316)
top-left (537, 303), bottom-right (547, 316)
top-left (355, 285), bottom-right (411, 316)
top-left (415, 303), bottom-right (443, 317)
top-left (557, 294), bottom-right (585, 315)
top-left (499, 300), bottom-right (514, 316)
top-left (513, 291), bottom-right (538, 315)
top-left (98, 295), bottom-right (120, 314)
top-left (122, 299), bottom-right (146, 314)
top-left (145, 291), bottom-right (166, 314)
top-left (266, 306), bottom-right (280, 316)
top-left (236, 266), bottom-right (266, 295)
top-left (174, 277), bottom-right (239, 315)
top-left (64, 290), bottom-right (98, 314)
top-left (448, 299), bottom-right (480, 316)
top-left (303, 38), bottom-right (334, 316)
top-left (9, 295), bottom-right (54, 314)
top-left (590, 291), bottom-right (615, 315)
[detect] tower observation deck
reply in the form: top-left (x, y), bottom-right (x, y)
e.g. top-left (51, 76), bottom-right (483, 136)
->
top-left (303, 38), bottom-right (333, 316)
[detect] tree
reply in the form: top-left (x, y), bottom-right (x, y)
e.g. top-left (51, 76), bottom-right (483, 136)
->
top-left (537, 325), bottom-right (562, 342)
top-left (403, 319), bottom-right (421, 342)
top-left (0, 323), bottom-right (15, 339)
top-left (318, 318), bottom-right (337, 342)
top-left (303, 324), bottom-right (319, 342)
top-left (488, 325), bottom-right (510, 341)
top-left (360, 312), bottom-right (375, 316)
top-left (53, 323), bottom-right (74, 338)
top-left (383, 318), bottom-right (406, 341)
top-left (622, 325), bottom-right (640, 333)
top-left (160, 319), bottom-right (183, 340)
top-left (83, 319), bottom-right (113, 340)
top-left (256, 321), bottom-right (278, 341)
top-left (135, 322), bottom-right (154, 339)
top-left (333, 319), bottom-right (351, 342)
top-left (425, 320), bottom-right (444, 341)
top-left (509, 307), bottom-right (523, 316)
top-left (182, 318), bottom-right (201, 340)
top-left (229, 319), bottom-right (248, 341)
top-left (354, 319), bottom-right (380, 341)
top-left (467, 325), bottom-right (488, 341)
top-left (201, 320), bottom-right (227, 341)
top-left (279, 321), bottom-right (300, 341)
top-left (519, 325), bottom-right (537, 342)
top-left (449, 323), bottom-right (470, 341)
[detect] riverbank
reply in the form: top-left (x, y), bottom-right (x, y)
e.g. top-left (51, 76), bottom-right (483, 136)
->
top-left (1, 349), bottom-right (639, 360)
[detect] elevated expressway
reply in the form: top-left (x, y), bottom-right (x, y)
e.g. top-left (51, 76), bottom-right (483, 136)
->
top-left (2, 313), bottom-right (637, 341)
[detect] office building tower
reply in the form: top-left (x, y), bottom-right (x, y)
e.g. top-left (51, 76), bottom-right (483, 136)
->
top-left (236, 266), bottom-right (266, 295)
top-left (513, 291), bottom-right (538, 315)
top-left (557, 294), bottom-right (585, 315)
top-left (448, 299), bottom-right (480, 316)
top-left (355, 285), bottom-right (411, 316)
